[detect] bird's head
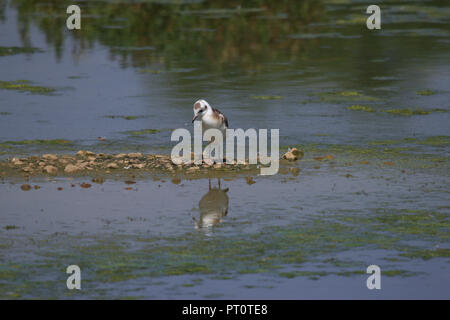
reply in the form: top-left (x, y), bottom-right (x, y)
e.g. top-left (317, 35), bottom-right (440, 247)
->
top-left (192, 99), bottom-right (210, 122)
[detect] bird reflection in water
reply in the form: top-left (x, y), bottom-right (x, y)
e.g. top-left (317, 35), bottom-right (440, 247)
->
top-left (193, 179), bottom-right (229, 229)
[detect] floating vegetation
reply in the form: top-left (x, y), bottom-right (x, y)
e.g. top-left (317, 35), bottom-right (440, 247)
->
top-left (252, 95), bottom-right (283, 100)
top-left (383, 108), bottom-right (430, 116)
top-left (336, 15), bottom-right (366, 25)
top-left (346, 105), bottom-right (376, 112)
top-left (0, 139), bottom-right (72, 147)
top-left (416, 136), bottom-right (450, 146)
top-left (399, 248), bottom-right (450, 260)
top-left (316, 91), bottom-right (378, 103)
top-left (0, 46), bottom-right (42, 56)
top-left (4, 225), bottom-right (19, 230)
top-left (139, 69), bottom-right (162, 74)
top-left (346, 105), bottom-right (446, 116)
top-left (125, 129), bottom-right (162, 135)
top-left (0, 80), bottom-right (54, 94)
top-left (105, 115), bottom-right (148, 120)
top-left (0, 112), bottom-right (12, 116)
top-left (1, 204), bottom-right (446, 299)
top-left (416, 89), bottom-right (435, 96)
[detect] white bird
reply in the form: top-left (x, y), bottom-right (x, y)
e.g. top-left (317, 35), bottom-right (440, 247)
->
top-left (192, 99), bottom-right (228, 131)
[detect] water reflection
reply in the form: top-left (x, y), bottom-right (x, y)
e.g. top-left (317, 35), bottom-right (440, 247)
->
top-left (193, 179), bottom-right (229, 229)
top-left (10, 0), bottom-right (324, 68)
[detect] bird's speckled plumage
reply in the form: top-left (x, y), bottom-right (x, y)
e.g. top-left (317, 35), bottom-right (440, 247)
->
top-left (192, 99), bottom-right (228, 131)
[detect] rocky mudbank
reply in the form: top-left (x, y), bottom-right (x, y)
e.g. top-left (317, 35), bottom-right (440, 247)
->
top-left (0, 150), bottom-right (267, 178)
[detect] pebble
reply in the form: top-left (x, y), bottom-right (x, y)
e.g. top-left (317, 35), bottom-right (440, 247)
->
top-left (128, 152), bottom-right (143, 158)
top-left (106, 163), bottom-right (119, 169)
top-left (64, 164), bottom-right (81, 173)
top-left (76, 150), bottom-right (95, 157)
top-left (44, 165), bottom-right (58, 175)
top-left (42, 154), bottom-right (58, 161)
top-left (21, 184), bottom-right (32, 191)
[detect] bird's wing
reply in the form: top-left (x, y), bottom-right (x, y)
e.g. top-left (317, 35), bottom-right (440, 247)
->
top-left (222, 114), bottom-right (229, 128)
top-left (212, 107), bottom-right (229, 128)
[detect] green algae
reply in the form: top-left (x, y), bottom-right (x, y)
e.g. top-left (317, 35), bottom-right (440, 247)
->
top-left (125, 129), bottom-right (162, 135)
top-left (252, 95), bottom-right (283, 100)
top-left (4, 225), bottom-right (19, 230)
top-left (0, 139), bottom-right (72, 147)
top-left (416, 89), bottom-right (435, 96)
top-left (316, 91), bottom-right (378, 103)
top-left (347, 105), bottom-right (376, 112)
top-left (1, 203), bottom-right (449, 298)
top-left (139, 69), bottom-right (162, 74)
top-left (0, 46), bottom-right (42, 56)
top-left (383, 270), bottom-right (419, 277)
top-left (400, 248), bottom-right (450, 260)
top-left (416, 136), bottom-right (450, 146)
top-left (383, 108), bottom-right (430, 116)
top-left (0, 80), bottom-right (54, 94)
top-left (336, 15), bottom-right (366, 25)
top-left (0, 112), bottom-right (11, 116)
top-left (105, 115), bottom-right (148, 120)
top-left (346, 106), bottom-right (446, 116)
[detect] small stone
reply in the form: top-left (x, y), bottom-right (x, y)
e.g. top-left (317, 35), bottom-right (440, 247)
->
top-left (42, 154), bottom-right (58, 161)
top-left (246, 177), bottom-right (256, 185)
top-left (80, 182), bottom-right (91, 188)
top-left (11, 158), bottom-right (24, 165)
top-left (22, 166), bottom-right (33, 173)
top-left (186, 166), bottom-right (200, 172)
top-left (128, 152), bottom-right (143, 158)
top-left (132, 163), bottom-right (145, 169)
top-left (290, 148), bottom-right (304, 159)
top-left (38, 162), bottom-right (46, 167)
top-left (64, 164), bottom-right (81, 173)
top-left (114, 153), bottom-right (126, 159)
top-left (283, 151), bottom-right (297, 161)
top-left (106, 162), bottom-right (119, 169)
top-left (76, 150), bottom-right (94, 157)
top-left (21, 184), bottom-right (31, 191)
top-left (213, 164), bottom-right (222, 169)
top-left (203, 158), bottom-right (214, 166)
top-left (44, 165), bottom-right (58, 175)
top-left (282, 148), bottom-right (304, 161)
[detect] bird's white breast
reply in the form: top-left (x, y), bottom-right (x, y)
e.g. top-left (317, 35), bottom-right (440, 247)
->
top-left (202, 113), bottom-right (225, 131)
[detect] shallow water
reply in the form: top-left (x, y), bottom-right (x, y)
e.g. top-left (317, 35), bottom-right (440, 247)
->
top-left (0, 0), bottom-right (449, 299)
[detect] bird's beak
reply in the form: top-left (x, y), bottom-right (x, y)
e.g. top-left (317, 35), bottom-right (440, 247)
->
top-left (192, 114), bottom-right (198, 123)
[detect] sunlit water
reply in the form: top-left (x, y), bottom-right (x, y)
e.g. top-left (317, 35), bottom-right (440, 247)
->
top-left (0, 0), bottom-right (449, 299)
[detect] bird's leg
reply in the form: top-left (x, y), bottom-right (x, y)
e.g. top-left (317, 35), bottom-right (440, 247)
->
top-left (208, 178), bottom-right (211, 190)
top-left (218, 178), bottom-right (221, 189)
